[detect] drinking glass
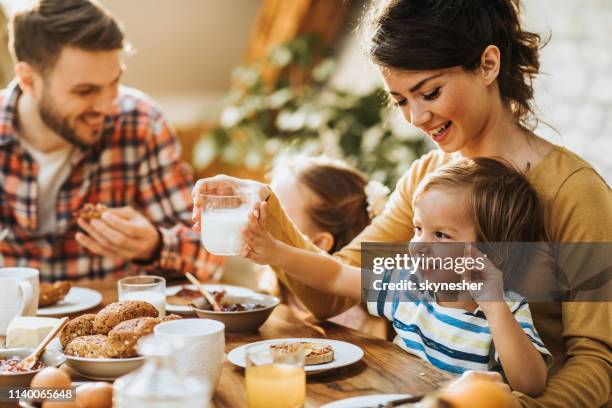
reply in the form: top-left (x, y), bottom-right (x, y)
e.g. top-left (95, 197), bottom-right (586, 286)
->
top-left (245, 343), bottom-right (305, 408)
top-left (114, 335), bottom-right (211, 408)
top-left (118, 275), bottom-right (166, 317)
top-left (200, 193), bottom-right (253, 256)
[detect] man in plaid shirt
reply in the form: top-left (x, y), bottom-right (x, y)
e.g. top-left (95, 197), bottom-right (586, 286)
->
top-left (0, 0), bottom-right (221, 281)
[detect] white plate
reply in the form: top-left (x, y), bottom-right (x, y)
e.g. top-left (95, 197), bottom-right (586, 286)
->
top-left (165, 284), bottom-right (255, 314)
top-left (37, 287), bottom-right (103, 316)
top-left (228, 338), bottom-right (364, 375)
top-left (320, 394), bottom-right (412, 408)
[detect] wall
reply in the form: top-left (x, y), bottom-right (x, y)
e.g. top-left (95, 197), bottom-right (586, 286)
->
top-left (100, 0), bottom-right (261, 126)
top-left (524, 0), bottom-right (612, 182)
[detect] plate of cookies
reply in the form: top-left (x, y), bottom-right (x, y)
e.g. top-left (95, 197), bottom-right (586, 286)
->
top-left (37, 283), bottom-right (103, 316)
top-left (55, 300), bottom-right (181, 380)
top-left (228, 338), bottom-right (364, 375)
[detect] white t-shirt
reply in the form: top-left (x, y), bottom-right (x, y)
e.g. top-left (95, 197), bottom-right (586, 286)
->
top-left (19, 138), bottom-right (75, 234)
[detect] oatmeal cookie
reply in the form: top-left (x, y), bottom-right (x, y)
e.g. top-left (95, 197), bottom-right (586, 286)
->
top-left (64, 334), bottom-right (109, 358)
top-left (93, 300), bottom-right (158, 334)
top-left (74, 203), bottom-right (107, 221)
top-left (60, 313), bottom-right (96, 349)
top-left (161, 314), bottom-right (182, 322)
top-left (105, 317), bottom-right (161, 358)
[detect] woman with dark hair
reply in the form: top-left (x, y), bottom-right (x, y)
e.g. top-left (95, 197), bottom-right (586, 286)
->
top-left (193, 1), bottom-right (611, 405)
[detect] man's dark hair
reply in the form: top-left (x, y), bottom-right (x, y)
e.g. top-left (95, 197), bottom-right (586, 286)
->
top-left (9, 0), bottom-right (125, 74)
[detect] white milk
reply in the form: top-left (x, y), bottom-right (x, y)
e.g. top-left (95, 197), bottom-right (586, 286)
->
top-left (121, 291), bottom-right (166, 318)
top-left (201, 207), bottom-right (250, 256)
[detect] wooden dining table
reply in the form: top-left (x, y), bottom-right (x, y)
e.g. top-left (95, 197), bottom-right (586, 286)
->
top-left (4, 275), bottom-right (453, 407)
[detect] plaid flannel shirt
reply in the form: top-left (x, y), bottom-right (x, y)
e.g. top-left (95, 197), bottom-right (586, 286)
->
top-left (0, 80), bottom-right (223, 281)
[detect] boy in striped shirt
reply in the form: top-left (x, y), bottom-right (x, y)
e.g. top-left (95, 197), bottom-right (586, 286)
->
top-left (242, 157), bottom-right (552, 397)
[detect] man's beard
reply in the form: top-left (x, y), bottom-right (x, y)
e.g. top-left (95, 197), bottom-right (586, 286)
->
top-left (38, 91), bottom-right (102, 150)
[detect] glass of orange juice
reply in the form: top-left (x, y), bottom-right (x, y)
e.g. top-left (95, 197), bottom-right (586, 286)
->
top-left (245, 343), bottom-right (306, 408)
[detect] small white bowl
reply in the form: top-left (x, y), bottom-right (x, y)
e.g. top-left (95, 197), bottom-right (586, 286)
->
top-left (0, 347), bottom-right (66, 387)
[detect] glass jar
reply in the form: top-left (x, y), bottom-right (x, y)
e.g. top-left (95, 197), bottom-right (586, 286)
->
top-left (113, 335), bottom-right (212, 408)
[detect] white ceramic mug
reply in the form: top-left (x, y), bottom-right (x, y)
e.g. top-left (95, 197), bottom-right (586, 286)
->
top-left (0, 267), bottom-right (40, 335)
top-left (154, 319), bottom-right (225, 395)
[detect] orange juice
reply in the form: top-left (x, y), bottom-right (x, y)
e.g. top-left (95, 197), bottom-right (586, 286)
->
top-left (246, 363), bottom-right (306, 408)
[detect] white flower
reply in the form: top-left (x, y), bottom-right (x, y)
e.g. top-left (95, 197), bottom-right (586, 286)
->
top-left (362, 125), bottom-right (383, 153)
top-left (364, 180), bottom-right (390, 218)
top-left (276, 110), bottom-right (306, 131)
top-left (221, 145), bottom-right (240, 164)
top-left (244, 150), bottom-right (262, 170)
top-left (220, 106), bottom-right (242, 128)
top-left (192, 138), bottom-right (217, 170)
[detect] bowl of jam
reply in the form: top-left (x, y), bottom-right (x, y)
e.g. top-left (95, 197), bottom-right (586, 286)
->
top-left (0, 347), bottom-right (65, 387)
top-left (190, 292), bottom-right (280, 333)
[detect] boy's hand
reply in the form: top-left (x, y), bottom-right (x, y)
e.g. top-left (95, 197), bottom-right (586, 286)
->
top-left (242, 201), bottom-right (279, 265)
top-left (465, 244), bottom-right (505, 307)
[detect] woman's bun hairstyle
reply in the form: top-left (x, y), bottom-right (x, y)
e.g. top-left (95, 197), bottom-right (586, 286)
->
top-left (362, 0), bottom-right (545, 129)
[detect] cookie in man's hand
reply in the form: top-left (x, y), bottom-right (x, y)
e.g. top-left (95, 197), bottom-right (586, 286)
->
top-left (74, 203), bottom-right (107, 221)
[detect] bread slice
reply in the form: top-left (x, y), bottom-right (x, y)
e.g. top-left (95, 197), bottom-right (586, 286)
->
top-left (270, 341), bottom-right (334, 365)
top-left (166, 288), bottom-right (203, 306)
top-left (39, 281), bottom-right (72, 307)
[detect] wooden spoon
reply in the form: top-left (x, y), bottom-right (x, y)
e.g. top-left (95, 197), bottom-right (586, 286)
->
top-left (16, 316), bottom-right (69, 371)
top-left (185, 272), bottom-right (222, 311)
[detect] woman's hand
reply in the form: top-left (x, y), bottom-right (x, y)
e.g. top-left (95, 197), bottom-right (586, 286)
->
top-left (241, 201), bottom-right (279, 265)
top-left (191, 175), bottom-right (270, 231)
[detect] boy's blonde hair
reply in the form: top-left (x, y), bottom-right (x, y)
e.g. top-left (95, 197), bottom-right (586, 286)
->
top-left (413, 157), bottom-right (546, 243)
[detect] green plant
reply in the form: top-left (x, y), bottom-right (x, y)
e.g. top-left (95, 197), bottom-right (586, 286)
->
top-left (193, 35), bottom-right (430, 187)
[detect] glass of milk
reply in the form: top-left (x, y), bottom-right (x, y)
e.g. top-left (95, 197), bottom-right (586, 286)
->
top-left (200, 193), bottom-right (253, 256)
top-left (118, 276), bottom-right (166, 317)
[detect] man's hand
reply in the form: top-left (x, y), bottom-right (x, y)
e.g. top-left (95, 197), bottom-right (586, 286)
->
top-left (75, 206), bottom-right (161, 262)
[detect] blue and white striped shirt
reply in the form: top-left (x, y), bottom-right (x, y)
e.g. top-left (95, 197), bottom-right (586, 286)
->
top-left (366, 272), bottom-right (552, 375)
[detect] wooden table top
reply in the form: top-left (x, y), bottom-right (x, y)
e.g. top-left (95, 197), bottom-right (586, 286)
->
top-left (7, 276), bottom-right (453, 407)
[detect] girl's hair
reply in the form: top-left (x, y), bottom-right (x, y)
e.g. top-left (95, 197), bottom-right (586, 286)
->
top-left (271, 156), bottom-right (370, 253)
top-left (361, 0), bottom-right (543, 129)
top-left (414, 157), bottom-right (545, 243)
